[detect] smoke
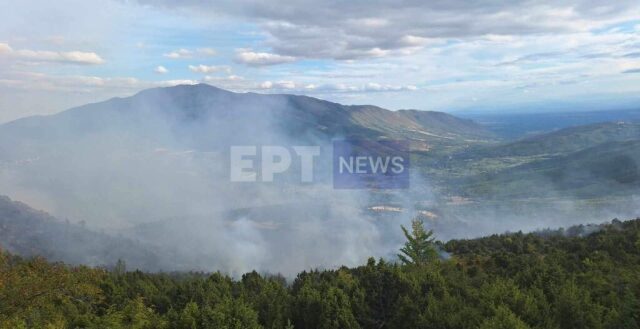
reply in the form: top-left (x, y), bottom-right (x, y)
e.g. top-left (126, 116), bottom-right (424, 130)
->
top-left (0, 84), bottom-right (418, 276)
top-left (0, 84), bottom-right (638, 276)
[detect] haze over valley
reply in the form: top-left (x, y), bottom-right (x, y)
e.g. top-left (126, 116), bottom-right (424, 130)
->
top-left (0, 84), bottom-right (639, 275)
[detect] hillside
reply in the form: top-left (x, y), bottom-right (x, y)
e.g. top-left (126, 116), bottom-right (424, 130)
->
top-left (0, 195), bottom-right (164, 270)
top-left (0, 84), bottom-right (494, 240)
top-left (2, 218), bottom-right (639, 328)
top-left (1, 84), bottom-right (640, 277)
top-left (430, 121), bottom-right (640, 200)
top-left (0, 84), bottom-right (493, 156)
top-left (455, 140), bottom-right (640, 198)
top-left (462, 121), bottom-right (640, 159)
top-left (348, 106), bottom-right (493, 149)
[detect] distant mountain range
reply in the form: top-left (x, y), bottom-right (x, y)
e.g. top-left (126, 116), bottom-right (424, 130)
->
top-left (1, 84), bottom-right (640, 272)
top-left (462, 121), bottom-right (640, 158)
top-left (463, 108), bottom-right (640, 138)
top-left (1, 83), bottom-right (639, 210)
top-left (446, 122), bottom-right (640, 199)
top-left (0, 84), bottom-right (499, 272)
top-left (0, 84), bottom-right (494, 157)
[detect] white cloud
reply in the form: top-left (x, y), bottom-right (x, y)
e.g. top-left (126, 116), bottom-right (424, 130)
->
top-left (164, 48), bottom-right (217, 59)
top-left (197, 48), bottom-right (217, 56)
top-left (259, 81), bottom-right (273, 89)
top-left (235, 49), bottom-right (296, 66)
top-left (156, 79), bottom-right (199, 87)
top-left (0, 43), bottom-right (104, 65)
top-left (154, 65), bottom-right (168, 74)
top-left (349, 18), bottom-right (389, 29)
top-left (0, 43), bottom-right (11, 54)
top-left (257, 80), bottom-right (418, 93)
top-left (202, 75), bottom-right (247, 89)
top-left (188, 64), bottom-right (231, 74)
top-left (398, 35), bottom-right (431, 47)
top-left (137, 0), bottom-right (640, 60)
top-left (0, 71), bottom-right (197, 93)
top-left (164, 48), bottom-right (192, 59)
top-left (259, 80), bottom-right (296, 89)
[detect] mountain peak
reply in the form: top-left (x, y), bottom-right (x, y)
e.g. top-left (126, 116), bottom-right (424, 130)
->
top-left (135, 83), bottom-right (232, 98)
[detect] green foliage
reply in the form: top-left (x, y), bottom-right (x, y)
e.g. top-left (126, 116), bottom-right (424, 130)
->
top-left (398, 218), bottom-right (438, 266)
top-left (204, 298), bottom-right (262, 329)
top-left (1, 218), bottom-right (640, 328)
top-left (479, 306), bottom-right (530, 329)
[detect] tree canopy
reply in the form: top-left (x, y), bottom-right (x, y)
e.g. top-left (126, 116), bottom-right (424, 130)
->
top-left (398, 218), bottom-right (439, 266)
top-left (2, 218), bottom-right (640, 328)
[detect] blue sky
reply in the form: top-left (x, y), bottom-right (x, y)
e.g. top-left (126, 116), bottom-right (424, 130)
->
top-left (0, 0), bottom-right (639, 122)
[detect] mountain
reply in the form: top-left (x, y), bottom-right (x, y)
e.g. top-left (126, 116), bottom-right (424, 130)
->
top-left (0, 84), bottom-right (494, 158)
top-left (1, 84), bottom-right (639, 273)
top-left (460, 121), bottom-right (640, 159)
top-left (0, 84), bottom-right (498, 273)
top-left (414, 119), bottom-right (640, 203)
top-left (0, 195), bottom-right (164, 270)
top-left (454, 139), bottom-right (640, 199)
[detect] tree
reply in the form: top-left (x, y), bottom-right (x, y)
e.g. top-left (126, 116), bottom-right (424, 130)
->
top-left (479, 306), bottom-right (531, 329)
top-left (398, 218), bottom-right (438, 266)
top-left (177, 302), bottom-right (200, 329)
top-left (204, 298), bottom-right (262, 329)
top-left (116, 297), bottom-right (167, 329)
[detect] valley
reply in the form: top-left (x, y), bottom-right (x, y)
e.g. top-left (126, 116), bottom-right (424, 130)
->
top-left (1, 84), bottom-right (639, 273)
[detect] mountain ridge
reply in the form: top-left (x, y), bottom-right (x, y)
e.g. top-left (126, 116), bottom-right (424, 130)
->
top-left (0, 84), bottom-right (494, 149)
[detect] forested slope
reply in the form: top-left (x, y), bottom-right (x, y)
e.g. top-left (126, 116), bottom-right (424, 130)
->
top-left (2, 218), bottom-right (639, 328)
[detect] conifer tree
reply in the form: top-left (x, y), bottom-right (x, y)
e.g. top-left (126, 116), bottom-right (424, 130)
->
top-left (398, 218), bottom-right (438, 266)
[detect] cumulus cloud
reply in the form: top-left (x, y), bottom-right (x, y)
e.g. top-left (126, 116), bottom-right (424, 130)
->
top-left (259, 80), bottom-right (295, 89)
top-left (201, 74), bottom-right (248, 90)
top-left (204, 74), bottom-right (243, 81)
top-left (362, 82), bottom-right (418, 92)
top-left (235, 49), bottom-right (296, 66)
top-left (0, 71), bottom-right (197, 93)
top-left (136, 0), bottom-right (640, 60)
top-left (164, 48), bottom-right (192, 59)
top-left (0, 43), bottom-right (11, 54)
top-left (258, 80), bottom-right (418, 93)
top-left (154, 65), bottom-right (168, 74)
top-left (188, 64), bottom-right (231, 74)
top-left (2, 0), bottom-right (640, 123)
top-left (164, 48), bottom-right (216, 59)
top-left (1, 70), bottom-right (414, 97)
top-left (156, 79), bottom-right (199, 86)
top-left (0, 43), bottom-right (104, 65)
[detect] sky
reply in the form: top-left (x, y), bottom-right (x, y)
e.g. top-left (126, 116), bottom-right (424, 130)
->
top-left (0, 0), bottom-right (639, 123)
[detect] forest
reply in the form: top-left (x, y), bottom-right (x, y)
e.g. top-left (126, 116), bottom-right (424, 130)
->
top-left (1, 218), bottom-right (639, 329)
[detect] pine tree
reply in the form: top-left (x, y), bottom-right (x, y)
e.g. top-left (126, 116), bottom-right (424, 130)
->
top-left (398, 218), bottom-right (438, 266)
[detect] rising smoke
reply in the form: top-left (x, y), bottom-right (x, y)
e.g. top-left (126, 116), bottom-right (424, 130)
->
top-left (0, 84), bottom-right (638, 276)
top-left (0, 84), bottom-right (419, 276)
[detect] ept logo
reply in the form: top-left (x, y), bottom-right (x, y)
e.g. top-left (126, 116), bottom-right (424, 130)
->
top-left (229, 146), bottom-right (320, 183)
top-left (333, 139), bottom-right (410, 189)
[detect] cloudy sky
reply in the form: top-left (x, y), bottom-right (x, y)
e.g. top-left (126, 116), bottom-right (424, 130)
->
top-left (1, 0), bottom-right (639, 122)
